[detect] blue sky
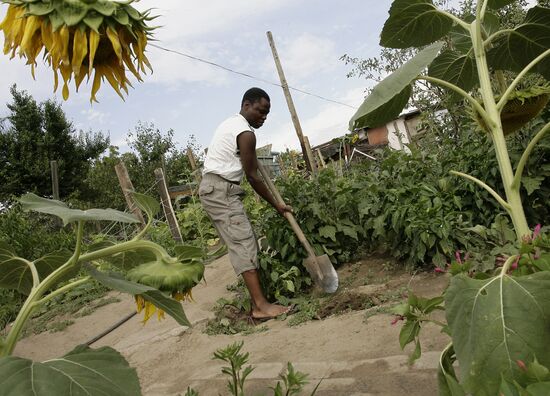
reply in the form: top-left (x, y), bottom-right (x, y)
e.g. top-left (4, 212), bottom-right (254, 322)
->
top-left (0, 0), bottom-right (392, 153)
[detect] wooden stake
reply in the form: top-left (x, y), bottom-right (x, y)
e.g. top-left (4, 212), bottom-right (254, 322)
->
top-left (115, 161), bottom-right (145, 226)
top-left (155, 168), bottom-right (183, 243)
top-left (304, 136), bottom-right (317, 176)
top-left (50, 160), bottom-right (59, 200)
top-left (266, 31), bottom-right (315, 173)
top-left (187, 147), bottom-right (201, 183)
top-left (316, 149), bottom-right (326, 168)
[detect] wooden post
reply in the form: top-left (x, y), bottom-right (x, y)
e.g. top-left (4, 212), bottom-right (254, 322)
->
top-left (303, 136), bottom-right (317, 176)
top-left (316, 149), bottom-right (326, 168)
top-left (154, 168), bottom-right (183, 243)
top-left (266, 31), bottom-right (316, 173)
top-left (50, 160), bottom-right (60, 200)
top-left (115, 161), bottom-right (145, 226)
top-left (186, 147), bottom-right (201, 183)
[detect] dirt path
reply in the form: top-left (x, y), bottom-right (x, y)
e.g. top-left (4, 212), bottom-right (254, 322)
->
top-left (14, 255), bottom-right (450, 395)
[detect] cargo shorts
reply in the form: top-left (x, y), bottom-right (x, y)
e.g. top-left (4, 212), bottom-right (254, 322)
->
top-left (198, 173), bottom-right (258, 275)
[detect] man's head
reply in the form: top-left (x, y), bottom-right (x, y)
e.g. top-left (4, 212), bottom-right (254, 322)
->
top-left (240, 87), bottom-right (270, 129)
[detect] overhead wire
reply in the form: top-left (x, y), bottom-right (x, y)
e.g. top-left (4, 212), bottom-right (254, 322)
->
top-left (148, 43), bottom-right (359, 110)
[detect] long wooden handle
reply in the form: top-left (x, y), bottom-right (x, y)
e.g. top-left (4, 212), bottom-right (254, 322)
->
top-left (257, 163), bottom-right (317, 258)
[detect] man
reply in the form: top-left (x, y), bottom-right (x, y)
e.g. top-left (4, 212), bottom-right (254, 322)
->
top-left (199, 87), bottom-right (292, 320)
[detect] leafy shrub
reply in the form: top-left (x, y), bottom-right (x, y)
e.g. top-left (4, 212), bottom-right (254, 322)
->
top-left (0, 201), bottom-right (75, 259)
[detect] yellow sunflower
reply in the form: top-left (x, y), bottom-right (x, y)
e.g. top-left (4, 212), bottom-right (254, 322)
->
top-left (0, 0), bottom-right (156, 102)
top-left (129, 259), bottom-right (205, 325)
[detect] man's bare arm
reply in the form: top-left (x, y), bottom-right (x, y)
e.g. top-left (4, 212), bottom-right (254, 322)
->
top-left (237, 131), bottom-right (290, 215)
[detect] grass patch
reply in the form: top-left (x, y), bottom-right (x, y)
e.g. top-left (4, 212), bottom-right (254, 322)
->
top-left (21, 279), bottom-right (115, 337)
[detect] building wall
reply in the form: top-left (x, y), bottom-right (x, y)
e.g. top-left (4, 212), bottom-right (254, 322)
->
top-left (367, 125), bottom-right (389, 145)
top-left (386, 119), bottom-right (411, 153)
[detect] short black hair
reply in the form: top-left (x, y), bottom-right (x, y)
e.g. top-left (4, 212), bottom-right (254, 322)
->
top-left (241, 87), bottom-right (270, 107)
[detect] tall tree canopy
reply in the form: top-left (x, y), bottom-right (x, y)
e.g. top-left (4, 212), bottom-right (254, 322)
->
top-left (0, 85), bottom-right (109, 201)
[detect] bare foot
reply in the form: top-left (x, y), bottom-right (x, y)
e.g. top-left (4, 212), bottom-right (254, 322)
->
top-left (251, 302), bottom-right (291, 320)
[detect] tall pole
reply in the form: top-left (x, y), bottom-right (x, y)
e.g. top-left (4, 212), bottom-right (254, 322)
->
top-left (266, 31), bottom-right (316, 173)
top-left (155, 168), bottom-right (183, 243)
top-left (115, 161), bottom-right (145, 227)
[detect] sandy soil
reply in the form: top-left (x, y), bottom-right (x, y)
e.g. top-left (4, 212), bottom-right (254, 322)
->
top-left (14, 254), bottom-right (450, 396)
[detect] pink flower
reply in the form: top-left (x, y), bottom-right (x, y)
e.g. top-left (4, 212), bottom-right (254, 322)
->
top-left (511, 255), bottom-right (520, 270)
top-left (455, 251), bottom-right (462, 265)
top-left (533, 224), bottom-right (541, 239)
top-left (391, 315), bottom-right (404, 325)
top-left (435, 267), bottom-right (446, 273)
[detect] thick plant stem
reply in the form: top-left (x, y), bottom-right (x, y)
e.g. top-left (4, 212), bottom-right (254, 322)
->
top-left (2, 222), bottom-right (86, 356)
top-left (470, 21), bottom-right (530, 240)
top-left (1, 224), bottom-right (175, 357)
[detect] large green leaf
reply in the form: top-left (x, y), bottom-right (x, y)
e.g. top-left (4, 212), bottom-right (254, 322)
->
top-left (0, 345), bottom-right (141, 395)
top-left (132, 192), bottom-right (160, 220)
top-left (380, 0), bottom-right (455, 48)
top-left (488, 6), bottom-right (550, 80)
top-left (0, 242), bottom-right (74, 295)
top-left (86, 265), bottom-right (191, 326)
top-left (349, 42), bottom-right (443, 130)
top-left (445, 272), bottom-right (550, 396)
top-left (20, 193), bottom-right (140, 226)
top-left (428, 50), bottom-right (478, 92)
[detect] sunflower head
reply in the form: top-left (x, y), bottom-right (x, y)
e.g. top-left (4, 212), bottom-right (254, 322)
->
top-left (473, 85), bottom-right (550, 136)
top-left (0, 0), bottom-right (156, 102)
top-left (128, 258), bottom-right (205, 324)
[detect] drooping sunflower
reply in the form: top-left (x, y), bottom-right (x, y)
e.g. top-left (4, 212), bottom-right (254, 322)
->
top-left (0, 0), bottom-right (156, 102)
top-left (474, 85), bottom-right (550, 136)
top-left (128, 259), bottom-right (205, 324)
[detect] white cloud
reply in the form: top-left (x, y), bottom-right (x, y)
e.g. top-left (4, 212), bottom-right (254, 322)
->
top-left (259, 87), bottom-right (366, 151)
top-left (267, 33), bottom-right (339, 81)
top-left (144, 42), bottom-right (230, 86)
top-left (80, 108), bottom-right (108, 124)
top-left (136, 0), bottom-right (295, 41)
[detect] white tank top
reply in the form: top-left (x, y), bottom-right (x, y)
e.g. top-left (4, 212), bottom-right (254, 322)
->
top-left (202, 114), bottom-right (254, 182)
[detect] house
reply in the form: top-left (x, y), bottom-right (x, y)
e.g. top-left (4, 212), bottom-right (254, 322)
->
top-left (313, 109), bottom-right (423, 163)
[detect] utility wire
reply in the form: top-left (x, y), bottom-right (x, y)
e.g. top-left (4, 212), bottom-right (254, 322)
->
top-left (149, 43), bottom-right (358, 110)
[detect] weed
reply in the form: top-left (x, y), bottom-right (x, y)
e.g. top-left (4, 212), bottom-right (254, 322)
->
top-left (288, 298), bottom-right (320, 327)
top-left (21, 279), bottom-right (112, 337)
top-left (48, 320), bottom-right (75, 333)
top-left (182, 341), bottom-right (318, 396)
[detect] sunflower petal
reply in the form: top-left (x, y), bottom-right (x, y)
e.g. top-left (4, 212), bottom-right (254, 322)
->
top-left (72, 25), bottom-right (88, 75)
top-left (58, 24), bottom-right (69, 65)
top-left (88, 28), bottom-right (99, 74)
top-left (106, 25), bottom-right (122, 62)
top-left (20, 15), bottom-right (40, 54)
top-left (90, 67), bottom-right (102, 103)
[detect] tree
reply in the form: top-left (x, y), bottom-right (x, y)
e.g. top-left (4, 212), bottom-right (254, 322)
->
top-left (82, 123), bottom-right (201, 211)
top-left (0, 85), bottom-right (109, 202)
